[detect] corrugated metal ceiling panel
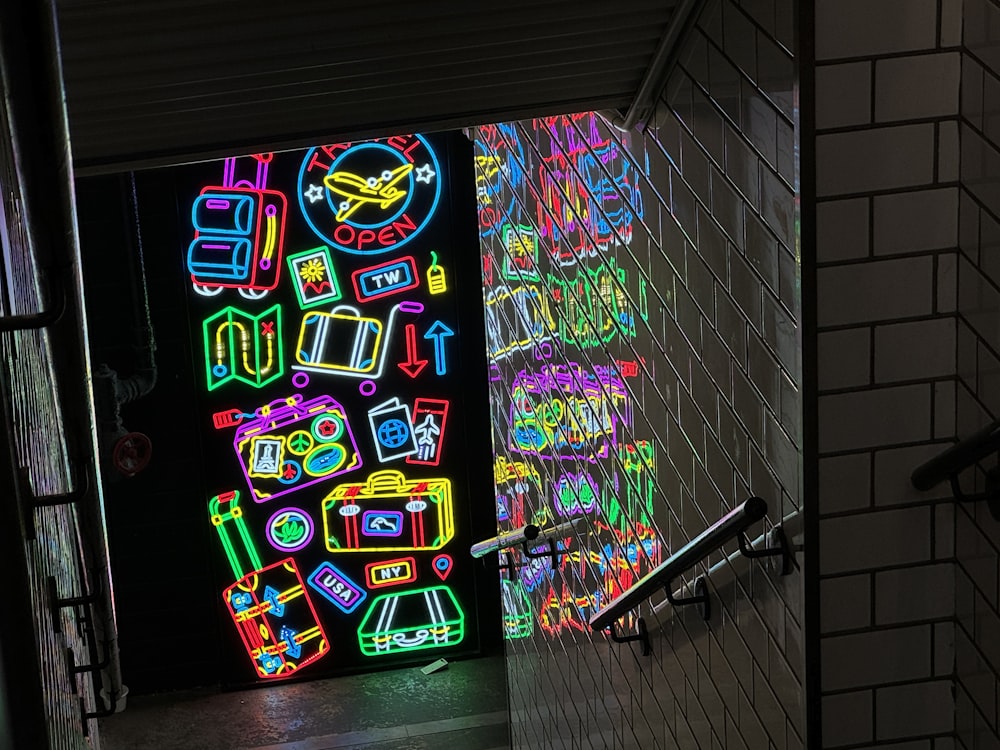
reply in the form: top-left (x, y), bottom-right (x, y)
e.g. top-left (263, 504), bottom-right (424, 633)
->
top-left (54, 0), bottom-right (679, 173)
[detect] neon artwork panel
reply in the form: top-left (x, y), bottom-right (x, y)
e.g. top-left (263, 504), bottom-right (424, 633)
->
top-left (180, 133), bottom-right (489, 685)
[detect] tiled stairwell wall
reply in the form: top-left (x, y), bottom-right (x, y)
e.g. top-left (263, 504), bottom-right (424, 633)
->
top-left (474, 0), bottom-right (803, 747)
top-left (812, 0), bottom-right (964, 747)
top-left (956, 0), bottom-right (1000, 745)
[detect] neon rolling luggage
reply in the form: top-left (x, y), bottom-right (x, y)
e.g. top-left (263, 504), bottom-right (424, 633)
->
top-left (209, 490), bottom-right (329, 679)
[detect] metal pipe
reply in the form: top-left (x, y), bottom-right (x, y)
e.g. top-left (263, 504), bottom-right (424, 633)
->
top-left (911, 420), bottom-right (1000, 491)
top-left (589, 497), bottom-right (767, 631)
top-left (616, 0), bottom-right (708, 131)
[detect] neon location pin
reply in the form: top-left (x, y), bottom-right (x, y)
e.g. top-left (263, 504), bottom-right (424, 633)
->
top-left (432, 553), bottom-right (453, 580)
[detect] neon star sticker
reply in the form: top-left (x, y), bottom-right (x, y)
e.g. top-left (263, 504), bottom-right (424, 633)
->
top-left (304, 184), bottom-right (325, 204)
top-left (415, 164), bottom-right (436, 184)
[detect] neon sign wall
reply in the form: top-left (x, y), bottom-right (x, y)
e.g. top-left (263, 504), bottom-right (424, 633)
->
top-left (181, 134), bottom-right (491, 684)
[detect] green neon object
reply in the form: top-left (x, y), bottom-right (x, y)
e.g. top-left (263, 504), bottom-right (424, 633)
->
top-left (356, 585), bottom-right (464, 657)
top-left (202, 304), bottom-right (284, 390)
top-left (208, 490), bottom-right (263, 578)
top-left (286, 245), bottom-right (342, 309)
top-left (502, 579), bottom-right (533, 640)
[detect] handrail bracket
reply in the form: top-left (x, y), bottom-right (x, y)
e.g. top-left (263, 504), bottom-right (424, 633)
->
top-left (737, 525), bottom-right (794, 576)
top-left (606, 617), bottom-right (650, 656)
top-left (522, 537), bottom-right (568, 567)
top-left (664, 575), bottom-right (710, 620)
top-left (949, 467), bottom-right (1000, 520)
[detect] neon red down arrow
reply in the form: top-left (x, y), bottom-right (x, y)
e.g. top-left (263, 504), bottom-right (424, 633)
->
top-left (398, 323), bottom-right (428, 378)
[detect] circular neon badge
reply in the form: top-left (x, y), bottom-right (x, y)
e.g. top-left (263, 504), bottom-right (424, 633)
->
top-left (298, 135), bottom-right (442, 255)
top-left (265, 507), bottom-right (314, 552)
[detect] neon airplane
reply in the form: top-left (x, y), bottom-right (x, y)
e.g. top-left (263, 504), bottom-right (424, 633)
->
top-left (324, 164), bottom-right (414, 222)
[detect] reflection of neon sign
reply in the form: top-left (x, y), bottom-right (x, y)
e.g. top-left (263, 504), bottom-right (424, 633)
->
top-left (553, 471), bottom-right (600, 518)
top-left (502, 223), bottom-right (539, 281)
top-left (493, 457), bottom-right (542, 529)
top-left (507, 363), bottom-right (629, 461)
top-left (475, 123), bottom-right (526, 241)
top-left (298, 135), bottom-right (442, 255)
top-left (484, 285), bottom-right (553, 360)
top-left (203, 304), bottom-right (283, 390)
top-left (533, 113), bottom-right (644, 263)
top-left (357, 585), bottom-right (464, 656)
top-left (322, 470), bottom-right (454, 552)
top-left (546, 258), bottom-right (647, 348)
top-left (230, 394), bottom-right (363, 502)
top-left (502, 578), bottom-right (533, 639)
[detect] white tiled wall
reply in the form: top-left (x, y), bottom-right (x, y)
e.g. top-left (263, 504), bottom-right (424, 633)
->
top-left (814, 0), bottom-right (962, 746)
top-left (476, 0), bottom-right (803, 746)
top-left (956, 0), bottom-right (1000, 744)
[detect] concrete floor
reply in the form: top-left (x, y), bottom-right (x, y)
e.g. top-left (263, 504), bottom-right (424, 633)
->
top-left (97, 655), bottom-right (510, 750)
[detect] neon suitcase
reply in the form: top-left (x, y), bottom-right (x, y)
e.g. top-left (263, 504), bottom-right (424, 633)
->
top-left (321, 469), bottom-right (454, 553)
top-left (357, 585), bottom-right (465, 657)
top-left (209, 490), bottom-right (329, 679)
top-left (232, 393), bottom-right (363, 503)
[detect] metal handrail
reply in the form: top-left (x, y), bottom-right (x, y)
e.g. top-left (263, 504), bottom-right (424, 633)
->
top-left (470, 517), bottom-right (589, 558)
top-left (0, 0), bottom-right (123, 735)
top-left (911, 420), bottom-right (1000, 491)
top-left (644, 508), bottom-right (801, 629)
top-left (589, 497), bottom-right (768, 632)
